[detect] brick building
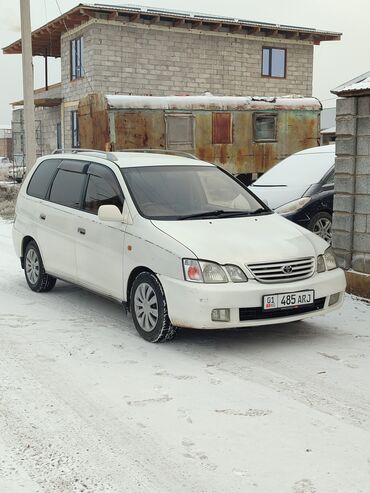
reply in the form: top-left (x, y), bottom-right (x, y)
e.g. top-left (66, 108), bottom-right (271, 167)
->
top-left (3, 3), bottom-right (340, 161)
top-left (331, 72), bottom-right (370, 297)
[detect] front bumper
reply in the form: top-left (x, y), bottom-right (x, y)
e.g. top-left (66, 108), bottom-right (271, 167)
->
top-left (159, 268), bottom-right (346, 329)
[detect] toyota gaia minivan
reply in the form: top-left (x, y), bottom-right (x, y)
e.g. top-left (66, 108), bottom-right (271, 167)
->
top-left (13, 150), bottom-right (346, 342)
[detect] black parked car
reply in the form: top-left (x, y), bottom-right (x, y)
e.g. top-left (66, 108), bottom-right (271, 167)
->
top-left (249, 145), bottom-right (335, 242)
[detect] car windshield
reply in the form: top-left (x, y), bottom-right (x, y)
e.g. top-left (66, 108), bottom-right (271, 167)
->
top-left (252, 148), bottom-right (335, 187)
top-left (122, 165), bottom-right (268, 220)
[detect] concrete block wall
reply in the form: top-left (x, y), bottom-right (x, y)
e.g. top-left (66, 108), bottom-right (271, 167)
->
top-left (332, 95), bottom-right (370, 274)
top-left (60, 20), bottom-right (314, 102)
top-left (34, 106), bottom-right (61, 156)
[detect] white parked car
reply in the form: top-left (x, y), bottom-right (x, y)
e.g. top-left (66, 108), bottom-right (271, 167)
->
top-left (13, 150), bottom-right (346, 342)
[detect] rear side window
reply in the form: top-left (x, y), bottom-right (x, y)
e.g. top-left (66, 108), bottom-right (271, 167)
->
top-left (84, 164), bottom-right (124, 214)
top-left (49, 169), bottom-right (86, 209)
top-left (27, 159), bottom-right (61, 199)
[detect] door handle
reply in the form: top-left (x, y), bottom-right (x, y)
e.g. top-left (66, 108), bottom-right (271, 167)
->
top-left (40, 213), bottom-right (46, 220)
top-left (78, 227), bottom-right (86, 235)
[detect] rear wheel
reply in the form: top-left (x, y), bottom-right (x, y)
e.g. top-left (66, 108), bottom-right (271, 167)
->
top-left (308, 212), bottom-right (332, 243)
top-left (24, 241), bottom-right (56, 292)
top-left (130, 272), bottom-right (177, 342)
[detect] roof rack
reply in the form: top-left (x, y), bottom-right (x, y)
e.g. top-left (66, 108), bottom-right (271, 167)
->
top-left (115, 149), bottom-right (198, 160)
top-left (52, 148), bottom-right (118, 162)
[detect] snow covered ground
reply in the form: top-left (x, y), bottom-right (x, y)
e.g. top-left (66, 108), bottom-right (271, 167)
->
top-left (0, 220), bottom-right (369, 493)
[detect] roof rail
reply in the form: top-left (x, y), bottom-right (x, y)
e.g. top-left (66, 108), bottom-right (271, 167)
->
top-left (52, 148), bottom-right (118, 162)
top-left (115, 149), bottom-right (198, 160)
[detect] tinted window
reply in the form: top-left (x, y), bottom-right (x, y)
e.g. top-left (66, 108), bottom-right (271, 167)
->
top-left (27, 159), bottom-right (61, 199)
top-left (84, 164), bottom-right (124, 214)
top-left (49, 169), bottom-right (86, 208)
top-left (322, 167), bottom-right (335, 186)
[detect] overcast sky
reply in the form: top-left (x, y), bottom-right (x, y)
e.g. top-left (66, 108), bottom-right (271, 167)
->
top-left (0, 0), bottom-right (369, 125)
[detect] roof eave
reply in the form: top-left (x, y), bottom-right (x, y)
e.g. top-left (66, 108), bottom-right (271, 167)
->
top-left (2, 2), bottom-right (342, 57)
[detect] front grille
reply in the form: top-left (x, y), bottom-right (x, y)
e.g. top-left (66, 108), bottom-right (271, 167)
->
top-left (239, 298), bottom-right (326, 321)
top-left (247, 257), bottom-right (315, 283)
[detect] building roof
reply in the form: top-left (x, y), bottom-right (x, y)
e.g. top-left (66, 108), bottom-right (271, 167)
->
top-left (106, 94), bottom-right (322, 111)
top-left (3, 3), bottom-right (341, 58)
top-left (331, 71), bottom-right (370, 97)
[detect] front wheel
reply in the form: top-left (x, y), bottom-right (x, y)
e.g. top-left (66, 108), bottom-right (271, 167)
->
top-left (24, 241), bottom-right (56, 292)
top-left (130, 272), bottom-right (177, 343)
top-left (308, 212), bottom-right (332, 243)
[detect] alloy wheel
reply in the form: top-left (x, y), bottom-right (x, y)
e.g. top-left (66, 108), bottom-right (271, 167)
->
top-left (313, 217), bottom-right (332, 242)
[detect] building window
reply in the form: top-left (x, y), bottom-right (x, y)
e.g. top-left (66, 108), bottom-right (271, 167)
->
top-left (70, 36), bottom-right (84, 80)
top-left (262, 47), bottom-right (286, 78)
top-left (253, 114), bottom-right (277, 142)
top-left (212, 113), bottom-right (233, 144)
top-left (166, 113), bottom-right (194, 150)
top-left (56, 122), bottom-right (62, 149)
top-left (71, 111), bottom-right (80, 148)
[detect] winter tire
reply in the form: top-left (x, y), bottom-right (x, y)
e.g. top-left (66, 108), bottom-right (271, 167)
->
top-left (130, 272), bottom-right (177, 343)
top-left (24, 241), bottom-right (57, 292)
top-left (308, 212), bottom-right (332, 243)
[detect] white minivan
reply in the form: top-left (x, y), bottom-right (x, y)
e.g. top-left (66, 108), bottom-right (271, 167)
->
top-left (13, 150), bottom-right (346, 342)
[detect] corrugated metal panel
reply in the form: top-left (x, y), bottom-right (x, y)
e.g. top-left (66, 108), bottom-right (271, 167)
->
top-left (212, 113), bottom-right (232, 144)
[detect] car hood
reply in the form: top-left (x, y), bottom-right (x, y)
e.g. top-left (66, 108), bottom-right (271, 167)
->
top-left (152, 213), bottom-right (324, 265)
top-left (249, 184), bottom-right (309, 209)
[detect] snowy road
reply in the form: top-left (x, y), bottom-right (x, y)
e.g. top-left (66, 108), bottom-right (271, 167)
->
top-left (0, 221), bottom-right (369, 493)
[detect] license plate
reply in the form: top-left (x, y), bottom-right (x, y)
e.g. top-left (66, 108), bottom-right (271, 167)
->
top-left (263, 290), bottom-right (314, 311)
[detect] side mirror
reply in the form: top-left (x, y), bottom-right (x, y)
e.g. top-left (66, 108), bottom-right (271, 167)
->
top-left (98, 204), bottom-right (123, 222)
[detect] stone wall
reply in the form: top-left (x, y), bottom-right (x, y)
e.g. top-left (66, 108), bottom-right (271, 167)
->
top-left (332, 95), bottom-right (370, 275)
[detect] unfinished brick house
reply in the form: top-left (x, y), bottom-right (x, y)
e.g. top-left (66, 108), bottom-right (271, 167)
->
top-left (3, 3), bottom-right (340, 171)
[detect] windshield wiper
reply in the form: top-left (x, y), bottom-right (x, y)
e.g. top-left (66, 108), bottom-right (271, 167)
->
top-left (179, 208), bottom-right (268, 220)
top-left (179, 209), bottom-right (229, 220)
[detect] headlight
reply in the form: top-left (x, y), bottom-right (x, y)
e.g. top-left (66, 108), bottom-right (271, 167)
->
top-left (183, 259), bottom-right (228, 283)
top-left (275, 197), bottom-right (311, 214)
top-left (317, 247), bottom-right (337, 273)
top-left (324, 247), bottom-right (337, 271)
top-left (224, 264), bottom-right (248, 282)
top-left (182, 260), bottom-right (247, 283)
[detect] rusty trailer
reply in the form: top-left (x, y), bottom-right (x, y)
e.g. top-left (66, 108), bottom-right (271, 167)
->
top-left (78, 94), bottom-right (321, 178)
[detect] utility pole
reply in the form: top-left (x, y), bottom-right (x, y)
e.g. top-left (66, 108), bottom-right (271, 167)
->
top-left (20, 0), bottom-right (37, 173)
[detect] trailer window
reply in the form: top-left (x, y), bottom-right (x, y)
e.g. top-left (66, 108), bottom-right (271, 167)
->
top-left (166, 114), bottom-right (194, 150)
top-left (212, 113), bottom-right (233, 144)
top-left (253, 114), bottom-right (277, 142)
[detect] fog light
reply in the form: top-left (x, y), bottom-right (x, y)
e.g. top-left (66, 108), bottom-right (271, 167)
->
top-left (329, 292), bottom-right (340, 306)
top-left (211, 308), bottom-right (230, 322)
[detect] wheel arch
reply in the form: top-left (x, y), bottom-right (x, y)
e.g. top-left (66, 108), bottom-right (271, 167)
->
top-left (126, 266), bottom-right (156, 311)
top-left (20, 235), bottom-right (36, 269)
